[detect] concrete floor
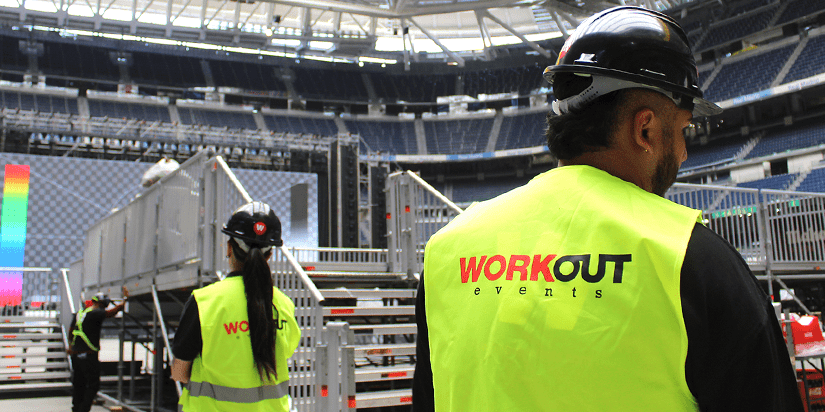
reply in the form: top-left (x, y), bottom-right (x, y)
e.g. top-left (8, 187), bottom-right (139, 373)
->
top-left (0, 396), bottom-right (111, 411)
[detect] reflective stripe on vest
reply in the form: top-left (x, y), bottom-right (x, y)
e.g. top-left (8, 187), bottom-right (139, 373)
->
top-left (187, 380), bottom-right (289, 403)
top-left (72, 307), bottom-right (99, 352)
top-left (425, 165), bottom-right (702, 412)
top-left (179, 276), bottom-right (301, 412)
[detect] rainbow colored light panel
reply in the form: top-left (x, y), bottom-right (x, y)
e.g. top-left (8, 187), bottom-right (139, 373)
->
top-left (0, 165), bottom-right (30, 307)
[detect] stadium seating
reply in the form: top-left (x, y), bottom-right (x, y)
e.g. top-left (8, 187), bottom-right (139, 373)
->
top-left (681, 139), bottom-right (749, 170)
top-left (265, 114), bottom-right (338, 136)
top-left (209, 60), bottom-right (288, 92)
top-left (703, 44), bottom-right (796, 102)
top-left (450, 176), bottom-right (531, 203)
top-left (797, 168), bottom-right (825, 192)
top-left (0, 35), bottom-right (28, 73)
top-left (130, 52), bottom-right (206, 88)
top-left (460, 66), bottom-right (545, 98)
top-left (178, 107), bottom-right (257, 130)
top-left (87, 100), bottom-right (170, 122)
top-left (738, 173), bottom-right (799, 190)
top-left (699, 6), bottom-right (778, 50)
top-left (775, 0), bottom-right (825, 26)
top-left (0, 90), bottom-right (79, 115)
top-left (344, 119), bottom-right (417, 155)
top-left (495, 111), bottom-right (548, 150)
top-left (746, 122), bottom-right (825, 160)
top-left (369, 73), bottom-right (455, 103)
top-left (424, 117), bottom-right (493, 154)
top-left (40, 41), bottom-right (120, 83)
top-left (782, 34), bottom-right (825, 85)
top-left (293, 68), bottom-right (369, 101)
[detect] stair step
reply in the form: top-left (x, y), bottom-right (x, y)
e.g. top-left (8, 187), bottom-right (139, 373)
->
top-left (0, 360), bottom-right (69, 370)
top-left (307, 271), bottom-right (406, 280)
top-left (355, 388), bottom-right (413, 409)
top-left (355, 365), bottom-right (414, 382)
top-left (324, 306), bottom-right (415, 317)
top-left (0, 352), bottom-right (68, 361)
top-left (0, 381), bottom-right (73, 393)
top-left (354, 343), bottom-right (415, 357)
top-left (0, 333), bottom-right (62, 340)
top-left (350, 323), bottom-right (417, 335)
top-left (1, 341), bottom-right (64, 349)
top-left (0, 317), bottom-right (59, 328)
top-left (321, 289), bottom-right (417, 299)
top-left (0, 371), bottom-right (71, 381)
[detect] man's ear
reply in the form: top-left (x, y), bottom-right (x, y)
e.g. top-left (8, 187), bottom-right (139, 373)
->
top-left (633, 108), bottom-right (657, 153)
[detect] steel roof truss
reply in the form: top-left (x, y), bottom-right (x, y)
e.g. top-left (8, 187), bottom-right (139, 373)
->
top-left (172, 0), bottom-right (195, 23)
top-left (477, 9), bottom-right (553, 58)
top-left (474, 10), bottom-right (496, 60)
top-left (407, 17), bottom-right (465, 67)
top-left (204, 0), bottom-right (229, 28)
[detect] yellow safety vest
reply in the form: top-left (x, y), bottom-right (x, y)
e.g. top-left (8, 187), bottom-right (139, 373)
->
top-left (179, 276), bottom-right (301, 412)
top-left (424, 165), bottom-right (702, 412)
top-left (72, 306), bottom-right (99, 352)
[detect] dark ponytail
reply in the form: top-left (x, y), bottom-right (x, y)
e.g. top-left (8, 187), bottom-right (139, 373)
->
top-left (230, 238), bottom-right (277, 381)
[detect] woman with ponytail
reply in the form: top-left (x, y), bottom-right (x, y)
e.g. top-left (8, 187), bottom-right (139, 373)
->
top-left (172, 201), bottom-right (301, 412)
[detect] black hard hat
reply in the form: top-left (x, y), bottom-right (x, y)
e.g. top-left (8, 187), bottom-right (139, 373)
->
top-left (221, 201), bottom-right (284, 248)
top-left (544, 6), bottom-right (722, 117)
top-left (92, 293), bottom-right (111, 308)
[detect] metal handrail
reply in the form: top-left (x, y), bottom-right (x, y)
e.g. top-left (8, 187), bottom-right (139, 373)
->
top-left (60, 268), bottom-right (76, 316)
top-left (151, 285), bottom-right (182, 397)
top-left (216, 156), bottom-right (253, 203)
top-left (277, 246), bottom-right (325, 303)
top-left (404, 171), bottom-right (463, 214)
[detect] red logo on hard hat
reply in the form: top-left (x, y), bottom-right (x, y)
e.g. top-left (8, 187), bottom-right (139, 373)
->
top-left (253, 222), bottom-right (266, 235)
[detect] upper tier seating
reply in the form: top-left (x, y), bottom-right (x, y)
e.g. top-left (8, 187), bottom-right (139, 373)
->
top-left (178, 107), bottom-right (257, 130)
top-left (130, 52), bottom-right (205, 88)
top-left (265, 114), bottom-right (338, 136)
top-left (703, 44), bottom-right (795, 102)
top-left (495, 111), bottom-right (548, 150)
top-left (738, 173), bottom-right (799, 190)
top-left (1, 35), bottom-right (28, 73)
top-left (782, 35), bottom-right (825, 85)
top-left (450, 176), bottom-right (531, 203)
top-left (87, 100), bottom-right (170, 122)
top-left (344, 119), bottom-right (417, 155)
top-left (0, 90), bottom-right (78, 115)
top-left (461, 66), bottom-right (545, 98)
top-left (699, 6), bottom-right (778, 50)
top-left (41, 42), bottom-right (120, 83)
top-left (424, 117), bottom-right (493, 155)
top-left (681, 139), bottom-right (749, 170)
top-left (369, 73), bottom-right (455, 103)
top-left (293, 68), bottom-right (369, 101)
top-left (209, 60), bottom-right (288, 92)
top-left (797, 168), bottom-right (825, 193)
top-left (746, 122), bottom-right (825, 160)
top-left (775, 0), bottom-right (825, 26)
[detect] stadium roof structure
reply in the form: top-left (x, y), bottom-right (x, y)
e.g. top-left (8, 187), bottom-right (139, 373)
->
top-left (0, 0), bottom-right (700, 67)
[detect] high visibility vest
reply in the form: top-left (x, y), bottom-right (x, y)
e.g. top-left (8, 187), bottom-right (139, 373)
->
top-left (424, 165), bottom-right (702, 412)
top-left (72, 306), bottom-right (99, 352)
top-left (179, 276), bottom-right (301, 412)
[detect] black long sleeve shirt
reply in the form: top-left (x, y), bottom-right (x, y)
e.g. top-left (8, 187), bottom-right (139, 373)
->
top-left (414, 223), bottom-right (804, 412)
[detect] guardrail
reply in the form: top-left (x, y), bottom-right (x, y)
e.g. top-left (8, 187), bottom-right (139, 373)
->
top-left (2, 108), bottom-right (355, 151)
top-left (667, 183), bottom-right (825, 298)
top-left (386, 171), bottom-right (463, 277)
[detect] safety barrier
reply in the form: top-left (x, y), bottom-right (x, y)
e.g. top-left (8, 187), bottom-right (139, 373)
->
top-left (273, 246), bottom-right (326, 412)
top-left (2, 108), bottom-right (345, 152)
top-left (386, 171), bottom-right (463, 277)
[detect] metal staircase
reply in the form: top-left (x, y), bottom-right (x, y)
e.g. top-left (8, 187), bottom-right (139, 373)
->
top-left (0, 315), bottom-right (72, 393)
